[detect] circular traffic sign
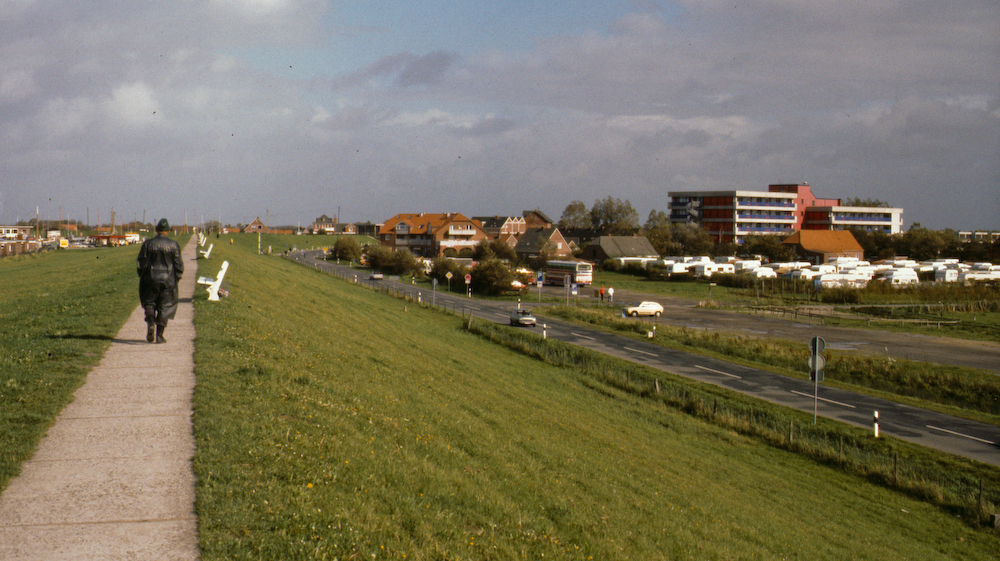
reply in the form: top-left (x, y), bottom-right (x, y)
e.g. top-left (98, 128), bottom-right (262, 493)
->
top-left (808, 355), bottom-right (826, 371)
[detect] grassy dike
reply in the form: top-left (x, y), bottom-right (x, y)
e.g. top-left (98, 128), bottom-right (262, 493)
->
top-left (0, 243), bottom-right (150, 490)
top-left (192, 235), bottom-right (1000, 560)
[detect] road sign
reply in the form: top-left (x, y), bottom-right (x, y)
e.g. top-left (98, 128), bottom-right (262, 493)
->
top-left (808, 354), bottom-right (826, 372)
top-left (445, 272), bottom-right (453, 280)
top-left (810, 336), bottom-right (826, 355)
top-left (810, 370), bottom-right (825, 383)
top-left (571, 284), bottom-right (578, 295)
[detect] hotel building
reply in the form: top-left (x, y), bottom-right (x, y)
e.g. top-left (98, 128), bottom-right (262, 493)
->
top-left (668, 183), bottom-right (903, 244)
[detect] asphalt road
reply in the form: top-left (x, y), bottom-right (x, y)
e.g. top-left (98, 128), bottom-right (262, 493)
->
top-left (290, 251), bottom-right (1000, 467)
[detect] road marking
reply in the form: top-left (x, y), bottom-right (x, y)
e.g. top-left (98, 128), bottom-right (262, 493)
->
top-left (694, 365), bottom-right (742, 379)
top-left (624, 346), bottom-right (658, 357)
top-left (571, 332), bottom-right (596, 340)
top-left (789, 390), bottom-right (856, 408)
top-left (926, 425), bottom-right (996, 445)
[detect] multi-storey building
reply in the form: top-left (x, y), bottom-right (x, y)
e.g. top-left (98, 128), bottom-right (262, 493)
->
top-left (668, 184), bottom-right (903, 244)
top-left (379, 212), bottom-right (488, 257)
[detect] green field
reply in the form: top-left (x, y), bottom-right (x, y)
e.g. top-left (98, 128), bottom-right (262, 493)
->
top-left (2, 236), bottom-right (999, 559)
top-left (0, 243), bottom-right (160, 488)
top-left (191, 235), bottom-right (999, 559)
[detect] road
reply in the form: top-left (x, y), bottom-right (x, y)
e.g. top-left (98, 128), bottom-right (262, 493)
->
top-left (289, 251), bottom-right (1000, 467)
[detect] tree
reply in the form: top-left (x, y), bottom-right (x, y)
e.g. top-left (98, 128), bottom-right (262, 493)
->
top-left (643, 210), bottom-right (673, 255)
top-left (558, 200), bottom-right (590, 229)
top-left (332, 236), bottom-right (362, 263)
top-left (473, 239), bottom-right (517, 263)
top-left (739, 234), bottom-right (795, 263)
top-left (366, 246), bottom-right (421, 275)
top-left (590, 196), bottom-right (639, 235)
top-left (842, 197), bottom-right (890, 208)
top-left (429, 256), bottom-right (467, 290)
top-left (470, 259), bottom-right (514, 296)
top-left (670, 223), bottom-right (713, 255)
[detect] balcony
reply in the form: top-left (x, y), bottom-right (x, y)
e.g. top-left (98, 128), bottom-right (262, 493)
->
top-left (736, 214), bottom-right (795, 222)
top-left (447, 226), bottom-right (477, 236)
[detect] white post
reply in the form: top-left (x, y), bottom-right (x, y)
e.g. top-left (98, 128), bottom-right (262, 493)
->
top-left (873, 411), bottom-right (879, 438)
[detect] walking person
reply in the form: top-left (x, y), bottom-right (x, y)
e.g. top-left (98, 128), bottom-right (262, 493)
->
top-left (137, 219), bottom-right (184, 343)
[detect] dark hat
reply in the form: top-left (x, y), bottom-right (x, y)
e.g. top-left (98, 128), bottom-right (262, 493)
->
top-left (155, 218), bottom-right (170, 232)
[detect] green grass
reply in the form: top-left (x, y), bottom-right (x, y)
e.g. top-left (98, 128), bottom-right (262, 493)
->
top-left (0, 240), bottom-right (186, 491)
top-left (540, 305), bottom-right (1000, 424)
top-left (190, 235), bottom-right (999, 559)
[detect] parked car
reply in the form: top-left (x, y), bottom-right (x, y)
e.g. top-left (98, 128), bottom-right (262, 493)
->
top-left (510, 308), bottom-right (537, 326)
top-left (623, 301), bottom-right (663, 317)
top-left (369, 272), bottom-right (384, 280)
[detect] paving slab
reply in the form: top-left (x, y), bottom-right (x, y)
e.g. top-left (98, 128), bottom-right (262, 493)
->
top-left (0, 237), bottom-right (201, 560)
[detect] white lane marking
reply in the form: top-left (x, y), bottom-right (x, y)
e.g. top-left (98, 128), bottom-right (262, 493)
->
top-left (694, 365), bottom-right (742, 379)
top-left (926, 425), bottom-right (996, 445)
top-left (571, 332), bottom-right (596, 341)
top-left (624, 346), bottom-right (658, 357)
top-left (790, 390), bottom-right (856, 409)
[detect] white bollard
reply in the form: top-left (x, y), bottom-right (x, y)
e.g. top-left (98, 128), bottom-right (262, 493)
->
top-left (874, 411), bottom-right (879, 438)
top-left (542, 324), bottom-right (547, 340)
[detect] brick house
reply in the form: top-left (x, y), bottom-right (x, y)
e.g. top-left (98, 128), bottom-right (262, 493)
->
top-left (379, 213), bottom-right (489, 257)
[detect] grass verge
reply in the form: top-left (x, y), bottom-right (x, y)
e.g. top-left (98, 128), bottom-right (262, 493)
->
top-left (0, 241), bottom-right (183, 491)
top-left (540, 305), bottom-right (1000, 425)
top-left (191, 235), bottom-right (999, 559)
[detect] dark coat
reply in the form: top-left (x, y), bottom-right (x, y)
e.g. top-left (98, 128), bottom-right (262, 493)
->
top-left (137, 234), bottom-right (184, 320)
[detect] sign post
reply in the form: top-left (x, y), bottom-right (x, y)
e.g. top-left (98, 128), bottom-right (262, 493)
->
top-left (809, 336), bottom-right (826, 424)
top-left (465, 273), bottom-right (472, 298)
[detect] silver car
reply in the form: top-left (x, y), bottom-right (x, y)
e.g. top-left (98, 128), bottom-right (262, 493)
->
top-left (622, 301), bottom-right (663, 317)
top-left (510, 308), bottom-right (537, 326)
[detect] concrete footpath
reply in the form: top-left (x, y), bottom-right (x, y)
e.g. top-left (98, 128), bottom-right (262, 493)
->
top-left (0, 238), bottom-right (200, 560)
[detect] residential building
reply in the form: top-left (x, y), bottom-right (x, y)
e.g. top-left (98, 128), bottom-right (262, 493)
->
top-left (959, 231), bottom-right (1000, 243)
top-left (244, 217), bottom-right (268, 233)
top-left (578, 235), bottom-right (659, 264)
top-left (523, 209), bottom-right (554, 229)
top-left (1, 225), bottom-right (33, 240)
top-left (354, 222), bottom-right (383, 238)
top-left (312, 215), bottom-right (357, 235)
top-left (472, 215), bottom-right (527, 238)
top-left (802, 206), bottom-right (903, 234)
top-left (514, 228), bottom-right (573, 263)
top-left (668, 183), bottom-right (904, 244)
top-left (379, 213), bottom-right (488, 257)
top-left (782, 230), bottom-right (864, 264)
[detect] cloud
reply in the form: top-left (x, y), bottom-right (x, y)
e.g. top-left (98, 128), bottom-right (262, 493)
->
top-left (0, 1), bottom-right (996, 229)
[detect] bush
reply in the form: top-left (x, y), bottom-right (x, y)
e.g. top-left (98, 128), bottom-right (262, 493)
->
top-left (470, 259), bottom-right (515, 296)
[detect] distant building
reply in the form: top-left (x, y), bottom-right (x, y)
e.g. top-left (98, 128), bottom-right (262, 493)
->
top-left (312, 215), bottom-right (357, 235)
top-left (514, 227), bottom-right (572, 262)
top-left (958, 231), bottom-right (1000, 243)
top-left (473, 215), bottom-right (527, 238)
top-left (354, 222), bottom-right (383, 238)
top-left (523, 209), bottom-right (554, 230)
top-left (782, 230), bottom-right (864, 264)
top-left (379, 212), bottom-right (488, 257)
top-left (244, 217), bottom-right (268, 233)
top-left (1, 225), bottom-right (33, 240)
top-left (579, 235), bottom-right (659, 263)
top-left (669, 183), bottom-right (904, 244)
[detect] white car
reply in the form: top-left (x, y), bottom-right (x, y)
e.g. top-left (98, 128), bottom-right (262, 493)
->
top-left (623, 301), bottom-right (663, 317)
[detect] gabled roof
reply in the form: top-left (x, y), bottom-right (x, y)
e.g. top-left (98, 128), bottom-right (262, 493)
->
top-left (472, 216), bottom-right (522, 229)
top-left (314, 214), bottom-right (335, 224)
top-left (523, 209), bottom-right (554, 224)
top-left (582, 236), bottom-right (659, 259)
top-left (515, 227), bottom-right (564, 254)
top-left (379, 213), bottom-right (484, 236)
top-left (783, 230), bottom-right (863, 253)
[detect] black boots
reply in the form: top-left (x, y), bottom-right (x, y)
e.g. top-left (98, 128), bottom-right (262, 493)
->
top-left (147, 323), bottom-right (156, 343)
top-left (155, 324), bottom-right (166, 344)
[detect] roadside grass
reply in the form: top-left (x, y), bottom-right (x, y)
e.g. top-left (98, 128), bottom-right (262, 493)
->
top-left (0, 243), bottom-right (165, 491)
top-left (540, 305), bottom-right (1000, 425)
top-left (593, 271), bottom-right (1000, 341)
top-left (191, 235), bottom-right (999, 559)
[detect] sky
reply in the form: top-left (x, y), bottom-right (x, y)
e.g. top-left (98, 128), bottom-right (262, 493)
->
top-left (2, 0), bottom-right (998, 231)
